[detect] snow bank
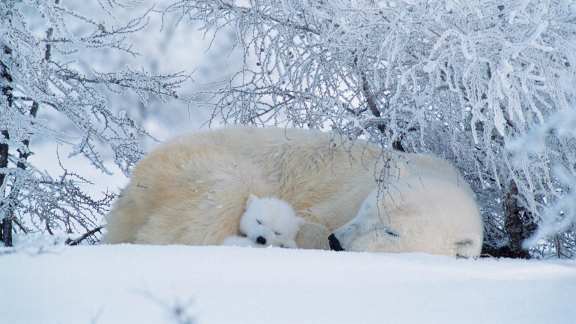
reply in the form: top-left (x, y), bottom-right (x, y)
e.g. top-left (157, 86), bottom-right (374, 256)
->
top-left (1, 245), bottom-right (575, 324)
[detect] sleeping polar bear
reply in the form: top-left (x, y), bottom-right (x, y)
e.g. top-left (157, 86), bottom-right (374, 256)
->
top-left (103, 127), bottom-right (483, 257)
top-left (328, 154), bottom-right (483, 257)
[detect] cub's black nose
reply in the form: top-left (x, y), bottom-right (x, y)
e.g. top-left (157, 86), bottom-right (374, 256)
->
top-left (256, 236), bottom-right (267, 245)
top-left (328, 234), bottom-right (344, 251)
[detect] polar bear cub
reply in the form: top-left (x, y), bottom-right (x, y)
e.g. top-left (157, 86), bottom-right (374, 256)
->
top-left (223, 195), bottom-right (304, 248)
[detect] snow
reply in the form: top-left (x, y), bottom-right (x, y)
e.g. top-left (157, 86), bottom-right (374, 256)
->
top-left (2, 245), bottom-right (575, 324)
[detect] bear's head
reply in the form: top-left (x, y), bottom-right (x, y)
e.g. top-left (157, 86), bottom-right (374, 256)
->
top-left (328, 189), bottom-right (400, 252)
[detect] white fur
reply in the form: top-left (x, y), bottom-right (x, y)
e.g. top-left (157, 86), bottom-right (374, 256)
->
top-left (223, 195), bottom-right (302, 248)
top-left (331, 154), bottom-right (483, 257)
top-left (104, 127), bottom-right (483, 257)
top-left (235, 195), bottom-right (302, 248)
top-left (222, 235), bottom-right (259, 247)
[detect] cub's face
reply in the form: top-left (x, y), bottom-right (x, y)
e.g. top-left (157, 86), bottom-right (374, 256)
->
top-left (240, 195), bottom-right (303, 248)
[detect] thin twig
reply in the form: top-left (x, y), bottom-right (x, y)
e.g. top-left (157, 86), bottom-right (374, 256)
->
top-left (65, 226), bottom-right (104, 246)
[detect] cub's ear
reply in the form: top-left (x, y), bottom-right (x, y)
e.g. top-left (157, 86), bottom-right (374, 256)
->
top-left (247, 194), bottom-right (259, 205)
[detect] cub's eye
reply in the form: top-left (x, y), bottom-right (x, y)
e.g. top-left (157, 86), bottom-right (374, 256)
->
top-left (256, 219), bottom-right (262, 225)
top-left (274, 231), bottom-right (281, 236)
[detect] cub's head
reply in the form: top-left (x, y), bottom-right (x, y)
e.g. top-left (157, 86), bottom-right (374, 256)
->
top-left (240, 195), bottom-right (303, 248)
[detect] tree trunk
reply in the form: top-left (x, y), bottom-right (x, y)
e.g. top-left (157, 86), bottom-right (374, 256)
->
top-left (1, 218), bottom-right (12, 247)
top-left (0, 156), bottom-right (12, 246)
top-left (504, 180), bottom-right (537, 257)
top-left (482, 180), bottom-right (537, 258)
top-left (1, 46), bottom-right (14, 247)
top-left (0, 40), bottom-right (41, 246)
top-left (0, 135), bottom-right (13, 247)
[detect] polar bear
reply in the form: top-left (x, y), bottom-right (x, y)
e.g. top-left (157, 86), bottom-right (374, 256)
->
top-left (103, 127), bottom-right (483, 257)
top-left (328, 154), bottom-right (483, 257)
top-left (223, 195), bottom-right (303, 248)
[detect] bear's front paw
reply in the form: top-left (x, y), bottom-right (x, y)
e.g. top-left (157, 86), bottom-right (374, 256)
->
top-left (296, 221), bottom-right (331, 250)
top-left (222, 235), bottom-right (259, 247)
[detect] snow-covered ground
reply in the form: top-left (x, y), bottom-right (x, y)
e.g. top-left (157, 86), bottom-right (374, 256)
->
top-left (2, 245), bottom-right (575, 324)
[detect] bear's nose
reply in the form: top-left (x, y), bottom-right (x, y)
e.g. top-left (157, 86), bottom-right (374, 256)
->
top-left (256, 236), bottom-right (267, 245)
top-left (328, 234), bottom-right (344, 251)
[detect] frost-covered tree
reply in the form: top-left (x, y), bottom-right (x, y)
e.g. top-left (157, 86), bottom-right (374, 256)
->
top-left (62, 0), bottom-right (241, 141)
top-left (167, 0), bottom-right (576, 257)
top-left (510, 107), bottom-right (576, 257)
top-left (0, 0), bottom-right (187, 246)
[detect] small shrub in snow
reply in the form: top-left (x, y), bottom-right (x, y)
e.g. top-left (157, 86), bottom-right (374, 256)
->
top-left (0, 0), bottom-right (187, 246)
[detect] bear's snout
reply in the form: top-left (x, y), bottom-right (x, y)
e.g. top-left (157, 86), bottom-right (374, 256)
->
top-left (328, 234), bottom-right (344, 251)
top-left (256, 236), bottom-right (267, 245)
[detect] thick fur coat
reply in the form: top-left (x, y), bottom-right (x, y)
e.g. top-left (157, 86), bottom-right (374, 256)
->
top-left (104, 127), bottom-right (483, 256)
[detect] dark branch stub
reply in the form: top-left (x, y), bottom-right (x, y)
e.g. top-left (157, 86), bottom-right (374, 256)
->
top-left (65, 226), bottom-right (104, 246)
top-left (503, 181), bottom-right (537, 257)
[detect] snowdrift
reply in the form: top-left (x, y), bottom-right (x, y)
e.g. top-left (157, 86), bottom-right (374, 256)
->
top-left (2, 245), bottom-right (575, 324)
